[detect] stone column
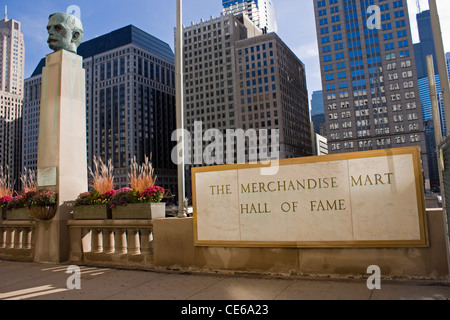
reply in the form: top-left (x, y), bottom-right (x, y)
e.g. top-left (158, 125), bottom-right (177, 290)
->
top-left (34, 50), bottom-right (87, 263)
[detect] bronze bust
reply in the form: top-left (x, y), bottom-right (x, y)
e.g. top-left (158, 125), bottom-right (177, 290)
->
top-left (47, 12), bottom-right (83, 54)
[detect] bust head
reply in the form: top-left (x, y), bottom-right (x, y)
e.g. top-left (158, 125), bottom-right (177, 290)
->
top-left (47, 12), bottom-right (83, 54)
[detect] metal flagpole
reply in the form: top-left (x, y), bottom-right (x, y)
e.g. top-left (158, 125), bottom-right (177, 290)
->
top-left (176, 0), bottom-right (186, 218)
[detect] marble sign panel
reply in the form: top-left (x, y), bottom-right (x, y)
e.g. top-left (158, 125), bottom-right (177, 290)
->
top-left (192, 147), bottom-right (428, 248)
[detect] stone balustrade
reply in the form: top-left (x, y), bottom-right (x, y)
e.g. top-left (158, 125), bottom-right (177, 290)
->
top-left (67, 220), bottom-right (155, 268)
top-left (0, 221), bottom-right (35, 261)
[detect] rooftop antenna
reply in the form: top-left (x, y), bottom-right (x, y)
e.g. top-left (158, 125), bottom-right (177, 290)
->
top-left (4, 5), bottom-right (7, 21)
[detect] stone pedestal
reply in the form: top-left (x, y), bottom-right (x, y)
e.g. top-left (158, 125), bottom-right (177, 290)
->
top-left (34, 50), bottom-right (87, 263)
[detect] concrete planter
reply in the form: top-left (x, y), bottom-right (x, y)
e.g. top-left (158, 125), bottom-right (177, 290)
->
top-left (6, 208), bottom-right (31, 221)
top-left (112, 202), bottom-right (166, 220)
top-left (1, 207), bottom-right (5, 221)
top-left (73, 205), bottom-right (111, 220)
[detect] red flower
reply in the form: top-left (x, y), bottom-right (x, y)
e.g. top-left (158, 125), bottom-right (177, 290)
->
top-left (101, 190), bottom-right (116, 200)
top-left (0, 195), bottom-right (13, 207)
top-left (140, 186), bottom-right (164, 203)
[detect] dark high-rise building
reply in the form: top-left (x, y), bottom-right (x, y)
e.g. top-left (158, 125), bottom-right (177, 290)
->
top-left (311, 90), bottom-right (326, 137)
top-left (414, 10), bottom-right (450, 189)
top-left (414, 9), bottom-right (447, 132)
top-left (23, 25), bottom-right (177, 193)
top-left (313, 0), bottom-right (429, 184)
top-left (413, 10), bottom-right (439, 80)
top-left (311, 90), bottom-right (325, 116)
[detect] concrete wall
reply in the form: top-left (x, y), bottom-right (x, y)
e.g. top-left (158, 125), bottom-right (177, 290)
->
top-left (153, 209), bottom-right (450, 278)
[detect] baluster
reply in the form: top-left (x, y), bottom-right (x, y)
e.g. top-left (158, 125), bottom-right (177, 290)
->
top-left (102, 228), bottom-right (114, 254)
top-left (5, 228), bottom-right (13, 249)
top-left (126, 229), bottom-right (140, 255)
top-left (23, 228), bottom-right (32, 249)
top-left (140, 228), bottom-right (152, 255)
top-left (0, 228), bottom-right (5, 248)
top-left (20, 228), bottom-right (26, 249)
top-left (114, 228), bottom-right (127, 254)
top-left (91, 228), bottom-right (103, 253)
top-left (81, 227), bottom-right (91, 252)
top-left (14, 228), bottom-right (23, 249)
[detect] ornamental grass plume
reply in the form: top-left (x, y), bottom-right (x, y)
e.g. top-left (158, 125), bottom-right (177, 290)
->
top-left (0, 165), bottom-right (13, 197)
top-left (128, 155), bottom-right (157, 194)
top-left (20, 168), bottom-right (37, 194)
top-left (89, 157), bottom-right (115, 195)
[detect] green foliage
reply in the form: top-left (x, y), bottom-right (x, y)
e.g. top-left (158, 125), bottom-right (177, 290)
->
top-left (29, 190), bottom-right (57, 207)
top-left (74, 190), bottom-right (114, 206)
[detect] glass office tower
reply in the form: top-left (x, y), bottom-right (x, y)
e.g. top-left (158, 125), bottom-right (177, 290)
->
top-left (313, 0), bottom-right (429, 185)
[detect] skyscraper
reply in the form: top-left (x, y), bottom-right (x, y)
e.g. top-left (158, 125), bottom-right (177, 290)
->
top-left (413, 9), bottom-right (450, 189)
top-left (310, 90), bottom-right (326, 139)
top-left (311, 90), bottom-right (325, 116)
top-left (413, 10), bottom-right (439, 80)
top-left (182, 13), bottom-right (311, 197)
top-left (414, 9), bottom-right (448, 134)
top-left (23, 25), bottom-right (177, 193)
top-left (236, 32), bottom-right (311, 156)
top-left (418, 76), bottom-right (446, 133)
top-left (313, 0), bottom-right (428, 183)
top-left (222, 0), bottom-right (278, 33)
top-left (0, 10), bottom-right (24, 189)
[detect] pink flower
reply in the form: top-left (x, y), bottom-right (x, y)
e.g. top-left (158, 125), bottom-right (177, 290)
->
top-left (78, 192), bottom-right (91, 198)
top-left (11, 195), bottom-right (24, 202)
top-left (116, 187), bottom-right (132, 194)
top-left (0, 195), bottom-right (13, 204)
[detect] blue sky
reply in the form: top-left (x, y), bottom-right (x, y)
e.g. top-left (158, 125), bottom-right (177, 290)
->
top-left (5, 0), bottom-right (450, 100)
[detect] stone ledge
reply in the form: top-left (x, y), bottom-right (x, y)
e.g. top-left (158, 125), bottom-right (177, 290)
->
top-left (0, 248), bottom-right (34, 262)
top-left (83, 252), bottom-right (154, 269)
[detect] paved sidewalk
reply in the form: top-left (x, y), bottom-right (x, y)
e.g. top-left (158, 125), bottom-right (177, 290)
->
top-left (0, 260), bottom-right (449, 301)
